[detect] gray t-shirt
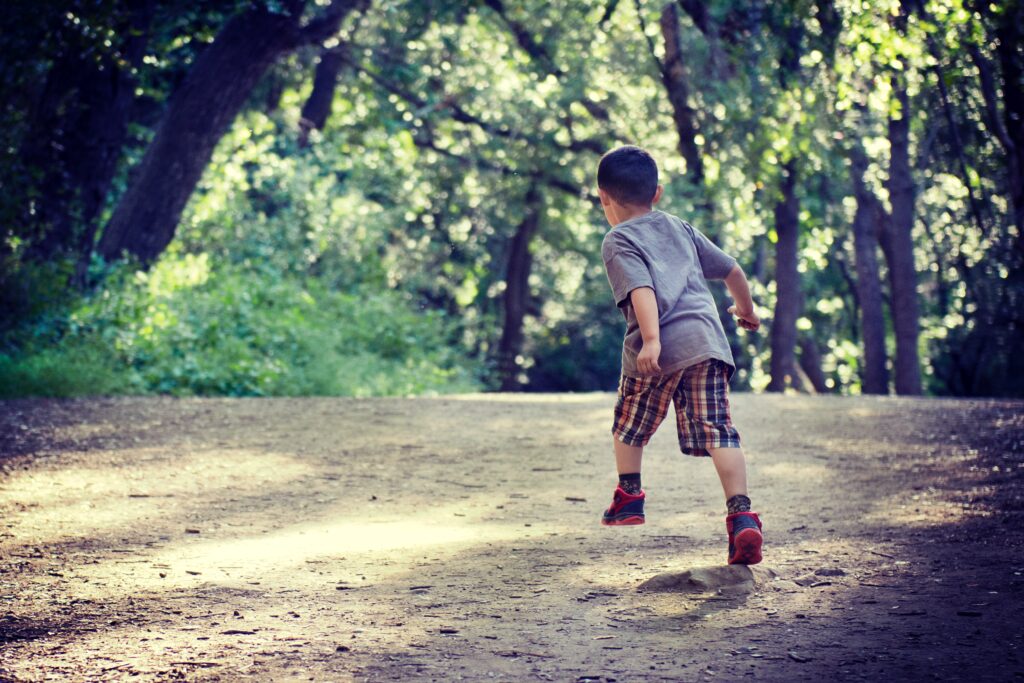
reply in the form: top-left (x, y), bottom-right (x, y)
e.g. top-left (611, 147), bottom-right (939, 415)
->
top-left (601, 210), bottom-right (737, 378)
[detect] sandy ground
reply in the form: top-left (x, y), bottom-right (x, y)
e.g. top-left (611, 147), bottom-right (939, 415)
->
top-left (1, 393), bottom-right (1023, 682)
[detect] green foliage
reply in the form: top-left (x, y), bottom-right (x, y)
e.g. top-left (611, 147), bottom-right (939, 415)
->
top-left (0, 338), bottom-right (134, 398)
top-left (0, 255), bottom-right (480, 398)
top-left (2, 0), bottom-right (1021, 397)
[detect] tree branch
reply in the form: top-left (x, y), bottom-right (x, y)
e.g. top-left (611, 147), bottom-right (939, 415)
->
top-left (599, 0), bottom-right (621, 27)
top-left (634, 0), bottom-right (666, 78)
top-left (480, 0), bottom-right (616, 136)
top-left (967, 42), bottom-right (1014, 156)
top-left (929, 52), bottom-right (992, 236)
top-left (296, 0), bottom-right (367, 46)
top-left (481, 0), bottom-right (563, 76)
top-left (341, 51), bottom-right (607, 157)
top-left (659, 2), bottom-right (703, 184)
top-left (412, 133), bottom-right (591, 202)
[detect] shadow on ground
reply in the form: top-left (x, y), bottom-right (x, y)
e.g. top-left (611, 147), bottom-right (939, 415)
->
top-left (1, 394), bottom-right (1022, 681)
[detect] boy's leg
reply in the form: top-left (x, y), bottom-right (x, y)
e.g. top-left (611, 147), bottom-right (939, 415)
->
top-left (707, 446), bottom-right (763, 566)
top-left (708, 446), bottom-right (749, 506)
top-left (614, 439), bottom-right (644, 494)
top-left (674, 360), bottom-right (761, 563)
top-left (603, 371), bottom-right (683, 526)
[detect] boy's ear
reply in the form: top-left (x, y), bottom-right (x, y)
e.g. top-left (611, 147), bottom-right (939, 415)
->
top-left (598, 187), bottom-right (612, 206)
top-left (652, 185), bottom-right (664, 205)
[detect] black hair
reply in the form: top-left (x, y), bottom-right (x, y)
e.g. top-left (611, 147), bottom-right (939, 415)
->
top-left (597, 145), bottom-right (659, 206)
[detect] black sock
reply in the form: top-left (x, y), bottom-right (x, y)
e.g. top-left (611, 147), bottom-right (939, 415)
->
top-left (727, 494), bottom-right (751, 514)
top-left (618, 472), bottom-right (642, 495)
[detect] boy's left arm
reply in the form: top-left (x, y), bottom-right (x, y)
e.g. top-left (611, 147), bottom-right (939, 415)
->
top-left (724, 265), bottom-right (760, 332)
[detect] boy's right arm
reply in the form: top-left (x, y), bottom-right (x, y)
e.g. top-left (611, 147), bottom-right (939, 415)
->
top-left (724, 265), bottom-right (760, 332)
top-left (630, 287), bottom-right (662, 375)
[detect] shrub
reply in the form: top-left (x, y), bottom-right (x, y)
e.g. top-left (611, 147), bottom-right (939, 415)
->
top-left (0, 255), bottom-right (480, 397)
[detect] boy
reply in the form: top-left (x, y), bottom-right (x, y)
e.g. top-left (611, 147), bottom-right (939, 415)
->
top-left (597, 145), bottom-right (763, 565)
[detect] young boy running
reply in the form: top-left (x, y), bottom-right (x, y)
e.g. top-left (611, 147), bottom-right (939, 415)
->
top-left (597, 145), bottom-right (763, 565)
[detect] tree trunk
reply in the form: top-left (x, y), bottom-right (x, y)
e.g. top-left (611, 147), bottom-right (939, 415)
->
top-left (995, 0), bottom-right (1024, 245)
top-left (886, 80), bottom-right (922, 394)
top-left (767, 161), bottom-right (801, 392)
top-left (798, 335), bottom-right (829, 393)
top-left (299, 46), bottom-right (347, 146)
top-left (21, 1), bottom-right (153, 271)
top-left (659, 2), bottom-right (703, 185)
top-left (98, 1), bottom-right (360, 265)
top-left (850, 147), bottom-right (889, 394)
top-left (498, 185), bottom-right (542, 391)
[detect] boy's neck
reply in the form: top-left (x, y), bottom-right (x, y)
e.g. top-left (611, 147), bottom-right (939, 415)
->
top-left (611, 205), bottom-right (655, 226)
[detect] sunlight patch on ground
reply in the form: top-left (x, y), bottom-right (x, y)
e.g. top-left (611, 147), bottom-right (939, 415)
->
top-left (758, 461), bottom-right (831, 482)
top-left (70, 498), bottom-right (532, 596)
top-left (442, 392), bottom-right (611, 404)
top-left (863, 493), bottom-right (987, 528)
top-left (0, 448), bottom-right (313, 543)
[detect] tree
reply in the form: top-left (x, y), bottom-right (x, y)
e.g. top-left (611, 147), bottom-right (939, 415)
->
top-left (498, 185), bottom-right (543, 390)
top-left (13, 2), bottom-right (153, 275)
top-left (767, 160), bottom-right (802, 391)
top-left (849, 145), bottom-right (890, 394)
top-left (765, 1), bottom-right (808, 392)
top-left (988, 0), bottom-right (1024, 242)
top-left (883, 73), bottom-right (923, 395)
top-left (655, 2), bottom-right (703, 187)
top-left (98, 0), bottom-right (365, 265)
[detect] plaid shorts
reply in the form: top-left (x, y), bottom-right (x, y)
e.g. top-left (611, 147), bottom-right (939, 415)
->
top-left (612, 358), bottom-right (741, 456)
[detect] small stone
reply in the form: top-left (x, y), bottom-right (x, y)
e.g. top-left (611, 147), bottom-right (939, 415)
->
top-left (637, 565), bottom-right (773, 594)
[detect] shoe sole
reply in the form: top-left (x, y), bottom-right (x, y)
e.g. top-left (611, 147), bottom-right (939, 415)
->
top-left (729, 528), bottom-right (763, 565)
top-left (601, 515), bottom-right (645, 526)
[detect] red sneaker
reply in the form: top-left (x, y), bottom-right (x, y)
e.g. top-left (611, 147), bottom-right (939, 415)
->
top-left (601, 486), bottom-right (645, 526)
top-left (726, 511), bottom-right (763, 565)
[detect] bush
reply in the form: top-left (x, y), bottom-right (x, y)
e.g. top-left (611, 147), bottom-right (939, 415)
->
top-left (0, 255), bottom-right (481, 398)
top-left (0, 338), bottom-right (134, 398)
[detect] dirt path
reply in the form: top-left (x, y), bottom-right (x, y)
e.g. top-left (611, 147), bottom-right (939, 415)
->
top-left (1, 394), bottom-right (1023, 682)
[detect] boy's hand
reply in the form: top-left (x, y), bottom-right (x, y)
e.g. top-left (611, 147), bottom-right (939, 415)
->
top-left (637, 339), bottom-right (662, 375)
top-left (728, 305), bottom-right (760, 332)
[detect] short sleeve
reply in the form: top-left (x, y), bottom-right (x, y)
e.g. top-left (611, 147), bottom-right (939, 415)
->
top-left (602, 234), bottom-right (654, 308)
top-left (685, 223), bottom-right (737, 280)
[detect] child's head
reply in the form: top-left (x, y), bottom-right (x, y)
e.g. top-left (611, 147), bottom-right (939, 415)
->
top-left (596, 145), bottom-right (663, 225)
top-left (597, 145), bottom-right (659, 204)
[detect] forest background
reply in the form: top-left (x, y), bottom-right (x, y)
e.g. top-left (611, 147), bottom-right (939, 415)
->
top-left (0, 0), bottom-right (1021, 399)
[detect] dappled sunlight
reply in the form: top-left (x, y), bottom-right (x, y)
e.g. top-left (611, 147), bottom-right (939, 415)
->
top-left (863, 492), bottom-right (989, 528)
top-left (797, 434), bottom-right (933, 462)
top-left (2, 448), bottom-right (314, 543)
top-left (444, 393), bottom-right (611, 404)
top-left (4, 394), bottom-right (1022, 681)
top-left (759, 460), bottom-right (831, 482)
top-left (70, 496), bottom-right (535, 597)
